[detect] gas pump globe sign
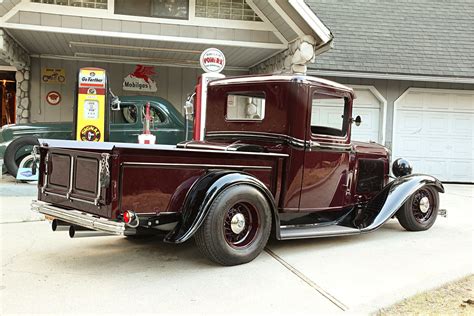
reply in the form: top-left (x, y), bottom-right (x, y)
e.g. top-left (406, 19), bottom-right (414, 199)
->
top-left (200, 48), bottom-right (226, 73)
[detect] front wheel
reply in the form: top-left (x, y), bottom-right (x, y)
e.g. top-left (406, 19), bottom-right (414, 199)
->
top-left (396, 186), bottom-right (439, 231)
top-left (194, 185), bottom-right (272, 266)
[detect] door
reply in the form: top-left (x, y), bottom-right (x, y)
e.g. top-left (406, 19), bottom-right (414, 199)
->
top-left (299, 92), bottom-right (351, 211)
top-left (110, 102), bottom-right (141, 142)
top-left (393, 89), bottom-right (474, 182)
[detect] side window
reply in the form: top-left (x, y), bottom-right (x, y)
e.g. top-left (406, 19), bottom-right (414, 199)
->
top-left (143, 105), bottom-right (167, 125)
top-left (112, 103), bottom-right (138, 124)
top-left (226, 92), bottom-right (265, 121)
top-left (311, 93), bottom-right (348, 137)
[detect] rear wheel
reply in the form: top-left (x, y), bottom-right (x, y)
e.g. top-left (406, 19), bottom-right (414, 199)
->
top-left (4, 136), bottom-right (39, 176)
top-left (396, 186), bottom-right (439, 231)
top-left (194, 185), bottom-right (272, 266)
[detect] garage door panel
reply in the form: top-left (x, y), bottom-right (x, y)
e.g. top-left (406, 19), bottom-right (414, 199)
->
top-left (410, 159), bottom-right (448, 180)
top-left (396, 136), bottom-right (422, 156)
top-left (452, 95), bottom-right (474, 111)
top-left (422, 136), bottom-right (450, 158)
top-left (399, 93), bottom-right (423, 108)
top-left (424, 113), bottom-right (446, 134)
top-left (394, 89), bottom-right (474, 182)
top-left (396, 111), bottom-right (422, 133)
top-left (448, 161), bottom-right (473, 182)
top-left (451, 114), bottom-right (474, 135)
top-left (425, 93), bottom-right (450, 110)
top-left (450, 139), bottom-right (473, 159)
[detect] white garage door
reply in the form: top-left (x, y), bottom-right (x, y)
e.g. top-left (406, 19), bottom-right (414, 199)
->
top-left (393, 89), bottom-right (474, 182)
top-left (312, 87), bottom-right (383, 143)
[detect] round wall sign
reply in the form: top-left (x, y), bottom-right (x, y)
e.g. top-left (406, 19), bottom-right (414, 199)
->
top-left (46, 91), bottom-right (61, 106)
top-left (200, 48), bottom-right (226, 73)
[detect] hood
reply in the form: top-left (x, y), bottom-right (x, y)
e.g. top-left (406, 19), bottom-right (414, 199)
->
top-left (352, 141), bottom-right (390, 158)
top-left (0, 122), bottom-right (72, 143)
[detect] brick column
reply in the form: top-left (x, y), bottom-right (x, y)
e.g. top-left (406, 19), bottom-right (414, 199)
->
top-left (0, 29), bottom-right (31, 123)
top-left (251, 35), bottom-right (319, 75)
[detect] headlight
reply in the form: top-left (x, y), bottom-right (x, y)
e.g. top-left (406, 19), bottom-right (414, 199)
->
top-left (392, 158), bottom-right (412, 177)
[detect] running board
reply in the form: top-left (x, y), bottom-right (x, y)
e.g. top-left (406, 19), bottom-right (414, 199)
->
top-left (279, 225), bottom-right (361, 240)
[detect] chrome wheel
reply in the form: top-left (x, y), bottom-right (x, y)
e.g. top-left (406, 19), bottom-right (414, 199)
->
top-left (223, 202), bottom-right (260, 248)
top-left (411, 188), bottom-right (435, 224)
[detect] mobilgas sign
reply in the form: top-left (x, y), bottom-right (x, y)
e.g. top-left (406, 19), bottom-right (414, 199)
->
top-left (200, 48), bottom-right (226, 73)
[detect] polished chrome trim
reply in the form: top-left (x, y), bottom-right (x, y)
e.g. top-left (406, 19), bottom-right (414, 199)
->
top-left (309, 140), bottom-right (353, 152)
top-left (279, 224), bottom-right (360, 239)
top-left (43, 190), bottom-right (67, 198)
top-left (32, 200), bottom-right (127, 235)
top-left (207, 131), bottom-right (353, 152)
top-left (69, 195), bottom-right (98, 205)
top-left (180, 142), bottom-right (237, 151)
top-left (66, 156), bottom-right (74, 199)
top-left (121, 162), bottom-right (272, 170)
top-left (206, 131), bottom-right (308, 148)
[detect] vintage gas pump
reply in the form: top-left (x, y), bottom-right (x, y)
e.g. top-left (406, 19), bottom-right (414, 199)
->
top-left (138, 102), bottom-right (156, 144)
top-left (73, 67), bottom-right (109, 142)
top-left (187, 48), bottom-right (226, 141)
top-left (192, 73), bottom-right (225, 141)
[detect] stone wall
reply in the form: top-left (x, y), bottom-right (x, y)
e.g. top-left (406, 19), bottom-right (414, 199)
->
top-left (0, 29), bottom-right (30, 123)
top-left (251, 35), bottom-right (320, 75)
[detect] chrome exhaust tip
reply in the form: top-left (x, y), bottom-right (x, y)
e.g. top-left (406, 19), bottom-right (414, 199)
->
top-left (52, 219), bottom-right (69, 232)
top-left (69, 225), bottom-right (112, 238)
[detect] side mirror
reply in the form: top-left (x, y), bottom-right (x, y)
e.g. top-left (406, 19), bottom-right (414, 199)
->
top-left (352, 115), bottom-right (362, 127)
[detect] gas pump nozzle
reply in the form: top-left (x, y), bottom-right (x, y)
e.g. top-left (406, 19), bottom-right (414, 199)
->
top-left (109, 89), bottom-right (121, 111)
top-left (183, 93), bottom-right (195, 141)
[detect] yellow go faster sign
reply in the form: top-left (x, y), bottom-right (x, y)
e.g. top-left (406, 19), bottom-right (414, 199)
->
top-left (74, 68), bottom-right (108, 142)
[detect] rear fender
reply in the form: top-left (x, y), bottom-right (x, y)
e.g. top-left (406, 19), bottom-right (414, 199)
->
top-left (165, 171), bottom-right (277, 243)
top-left (361, 174), bottom-right (444, 232)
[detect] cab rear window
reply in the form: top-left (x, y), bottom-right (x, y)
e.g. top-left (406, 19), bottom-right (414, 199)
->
top-left (226, 92), bottom-right (265, 121)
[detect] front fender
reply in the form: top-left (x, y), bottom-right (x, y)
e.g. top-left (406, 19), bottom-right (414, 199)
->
top-left (165, 171), bottom-right (276, 243)
top-left (361, 173), bottom-right (444, 232)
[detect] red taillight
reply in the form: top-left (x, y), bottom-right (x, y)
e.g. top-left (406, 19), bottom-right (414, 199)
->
top-left (123, 210), bottom-right (131, 224)
top-left (122, 210), bottom-right (139, 228)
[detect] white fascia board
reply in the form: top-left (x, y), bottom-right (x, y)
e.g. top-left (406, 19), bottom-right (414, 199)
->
top-left (246, 0), bottom-right (288, 45)
top-left (0, 23), bottom-right (287, 50)
top-left (288, 0), bottom-right (332, 44)
top-left (14, 1), bottom-right (274, 32)
top-left (308, 69), bottom-right (474, 85)
top-left (269, 0), bottom-right (304, 38)
top-left (33, 54), bottom-right (249, 72)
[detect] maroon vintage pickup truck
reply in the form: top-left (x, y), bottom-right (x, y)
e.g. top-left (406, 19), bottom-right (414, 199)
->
top-left (32, 74), bottom-right (444, 266)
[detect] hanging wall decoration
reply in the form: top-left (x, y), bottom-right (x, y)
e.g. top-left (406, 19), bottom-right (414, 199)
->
top-left (46, 91), bottom-right (61, 106)
top-left (123, 65), bottom-right (158, 92)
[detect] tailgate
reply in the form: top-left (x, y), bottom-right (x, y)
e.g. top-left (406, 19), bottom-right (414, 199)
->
top-left (39, 147), bottom-right (111, 217)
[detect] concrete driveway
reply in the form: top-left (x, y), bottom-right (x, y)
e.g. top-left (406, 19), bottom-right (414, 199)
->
top-left (0, 177), bottom-right (472, 314)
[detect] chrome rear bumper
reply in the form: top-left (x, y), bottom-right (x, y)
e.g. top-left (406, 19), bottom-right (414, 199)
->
top-left (31, 200), bottom-right (126, 235)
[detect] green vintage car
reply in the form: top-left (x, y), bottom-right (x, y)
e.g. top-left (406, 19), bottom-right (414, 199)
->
top-left (0, 96), bottom-right (188, 176)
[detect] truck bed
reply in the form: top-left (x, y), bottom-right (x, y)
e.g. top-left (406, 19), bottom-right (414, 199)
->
top-left (37, 139), bottom-right (287, 220)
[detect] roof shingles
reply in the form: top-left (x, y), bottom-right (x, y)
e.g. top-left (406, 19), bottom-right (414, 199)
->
top-left (306, 0), bottom-right (474, 78)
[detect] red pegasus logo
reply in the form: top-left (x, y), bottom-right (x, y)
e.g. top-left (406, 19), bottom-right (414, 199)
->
top-left (130, 65), bottom-right (156, 84)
